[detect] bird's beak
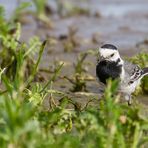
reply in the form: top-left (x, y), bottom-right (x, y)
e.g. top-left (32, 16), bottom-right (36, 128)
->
top-left (100, 56), bottom-right (105, 61)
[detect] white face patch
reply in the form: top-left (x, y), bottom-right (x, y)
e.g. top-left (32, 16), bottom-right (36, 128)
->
top-left (99, 48), bottom-right (123, 64)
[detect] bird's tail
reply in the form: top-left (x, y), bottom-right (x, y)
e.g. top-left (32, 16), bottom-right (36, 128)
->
top-left (142, 67), bottom-right (148, 76)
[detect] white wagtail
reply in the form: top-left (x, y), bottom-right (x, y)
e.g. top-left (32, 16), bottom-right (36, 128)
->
top-left (96, 44), bottom-right (148, 105)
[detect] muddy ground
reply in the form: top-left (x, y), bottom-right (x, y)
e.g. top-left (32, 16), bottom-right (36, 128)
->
top-left (1, 0), bottom-right (148, 107)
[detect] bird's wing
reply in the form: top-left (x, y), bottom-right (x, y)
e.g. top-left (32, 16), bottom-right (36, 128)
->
top-left (124, 61), bottom-right (143, 84)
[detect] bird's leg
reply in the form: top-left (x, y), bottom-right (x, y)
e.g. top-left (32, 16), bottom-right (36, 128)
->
top-left (128, 98), bottom-right (132, 106)
top-left (125, 95), bottom-right (132, 105)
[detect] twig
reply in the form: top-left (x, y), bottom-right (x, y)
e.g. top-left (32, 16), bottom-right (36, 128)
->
top-left (81, 98), bottom-right (95, 111)
top-left (40, 63), bottom-right (64, 93)
top-left (26, 40), bottom-right (47, 86)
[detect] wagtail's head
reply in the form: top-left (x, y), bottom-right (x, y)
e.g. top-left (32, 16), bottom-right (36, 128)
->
top-left (99, 44), bottom-right (121, 62)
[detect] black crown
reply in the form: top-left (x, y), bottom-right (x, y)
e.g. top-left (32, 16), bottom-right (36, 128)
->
top-left (101, 44), bottom-right (117, 50)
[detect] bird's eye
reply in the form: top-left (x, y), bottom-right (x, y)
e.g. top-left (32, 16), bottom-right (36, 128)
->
top-left (110, 53), bottom-right (114, 57)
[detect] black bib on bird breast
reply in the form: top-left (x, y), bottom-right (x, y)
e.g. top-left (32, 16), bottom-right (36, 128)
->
top-left (96, 60), bottom-right (122, 84)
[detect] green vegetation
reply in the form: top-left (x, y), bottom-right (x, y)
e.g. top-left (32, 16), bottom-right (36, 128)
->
top-left (12, 2), bottom-right (31, 22)
top-left (32, 0), bottom-right (51, 24)
top-left (64, 52), bottom-right (88, 92)
top-left (56, 0), bottom-right (90, 17)
top-left (0, 4), bottom-right (148, 148)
